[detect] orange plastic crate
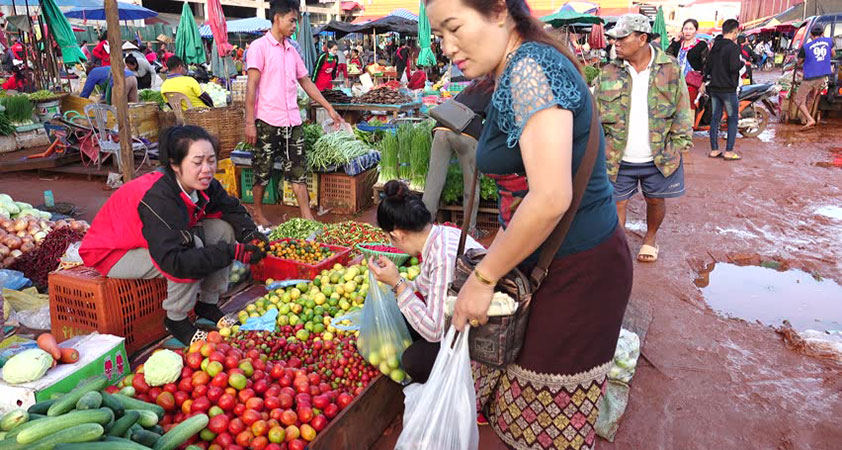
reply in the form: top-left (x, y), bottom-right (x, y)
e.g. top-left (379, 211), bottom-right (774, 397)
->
top-left (49, 266), bottom-right (168, 355)
top-left (318, 169), bottom-right (377, 215)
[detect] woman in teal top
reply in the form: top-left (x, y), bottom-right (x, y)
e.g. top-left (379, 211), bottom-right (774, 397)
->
top-left (427, 0), bottom-right (633, 449)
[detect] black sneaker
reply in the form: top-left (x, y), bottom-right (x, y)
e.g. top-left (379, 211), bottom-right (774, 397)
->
top-left (194, 302), bottom-right (225, 323)
top-left (164, 317), bottom-right (206, 346)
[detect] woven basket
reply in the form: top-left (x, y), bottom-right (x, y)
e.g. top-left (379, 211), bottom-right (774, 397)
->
top-left (356, 243), bottom-right (410, 266)
top-left (183, 105), bottom-right (244, 159)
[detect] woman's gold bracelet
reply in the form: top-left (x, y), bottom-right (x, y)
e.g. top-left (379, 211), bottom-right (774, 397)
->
top-left (474, 269), bottom-right (496, 287)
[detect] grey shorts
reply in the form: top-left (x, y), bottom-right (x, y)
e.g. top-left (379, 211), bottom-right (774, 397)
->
top-left (612, 160), bottom-right (685, 202)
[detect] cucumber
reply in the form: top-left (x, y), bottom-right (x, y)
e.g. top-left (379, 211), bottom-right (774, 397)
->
top-left (0, 409), bottom-right (27, 431)
top-left (47, 376), bottom-right (108, 417)
top-left (152, 414), bottom-right (208, 450)
top-left (16, 408), bottom-right (112, 444)
top-left (184, 446), bottom-right (202, 450)
top-left (149, 425), bottom-right (163, 435)
top-left (130, 429), bottom-right (161, 448)
top-left (125, 410), bottom-right (157, 429)
top-left (75, 391), bottom-right (103, 410)
top-left (100, 393), bottom-right (124, 418)
top-left (0, 432), bottom-right (5, 440)
top-left (125, 423), bottom-right (143, 440)
top-left (106, 411), bottom-right (139, 437)
top-left (109, 394), bottom-right (164, 420)
top-left (27, 399), bottom-right (56, 415)
top-left (27, 414), bottom-right (46, 421)
top-left (56, 437), bottom-right (152, 450)
top-left (22, 423), bottom-right (103, 450)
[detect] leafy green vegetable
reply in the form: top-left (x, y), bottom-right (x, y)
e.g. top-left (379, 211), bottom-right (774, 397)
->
top-left (308, 131), bottom-right (372, 172)
top-left (441, 162), bottom-right (498, 205)
top-left (0, 112), bottom-right (16, 136)
top-left (268, 218), bottom-right (324, 241)
top-left (396, 123), bottom-right (414, 180)
top-left (303, 123), bottom-right (324, 153)
top-left (27, 90), bottom-right (59, 102)
top-left (139, 89), bottom-right (166, 109)
top-left (378, 131), bottom-right (398, 183)
top-left (584, 66), bottom-right (600, 86)
top-left (0, 94), bottom-right (34, 123)
top-left (234, 141), bottom-right (257, 152)
top-left (409, 121), bottom-right (434, 190)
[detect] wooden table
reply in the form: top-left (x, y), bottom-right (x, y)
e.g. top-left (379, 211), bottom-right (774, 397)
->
top-left (312, 101), bottom-right (423, 123)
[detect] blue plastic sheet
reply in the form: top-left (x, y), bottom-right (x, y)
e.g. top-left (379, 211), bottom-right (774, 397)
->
top-left (0, 269), bottom-right (31, 291)
top-left (239, 309), bottom-right (279, 332)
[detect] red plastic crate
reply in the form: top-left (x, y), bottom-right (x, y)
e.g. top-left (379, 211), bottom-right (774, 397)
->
top-left (48, 266), bottom-right (168, 355)
top-left (251, 239), bottom-right (352, 282)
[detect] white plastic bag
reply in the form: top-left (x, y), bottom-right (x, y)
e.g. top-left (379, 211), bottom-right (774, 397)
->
top-left (395, 326), bottom-right (479, 450)
top-left (356, 271), bottom-right (413, 382)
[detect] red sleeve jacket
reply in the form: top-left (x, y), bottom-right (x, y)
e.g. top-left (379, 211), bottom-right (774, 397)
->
top-left (80, 170), bottom-right (258, 282)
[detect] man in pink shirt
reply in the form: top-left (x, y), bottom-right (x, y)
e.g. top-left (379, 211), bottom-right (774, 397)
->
top-left (245, 0), bottom-right (341, 225)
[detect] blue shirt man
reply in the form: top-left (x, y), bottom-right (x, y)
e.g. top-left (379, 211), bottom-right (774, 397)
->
top-left (796, 26), bottom-right (835, 129)
top-left (80, 66), bottom-right (138, 103)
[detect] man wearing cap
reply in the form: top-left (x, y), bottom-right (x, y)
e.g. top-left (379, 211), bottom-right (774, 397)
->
top-left (796, 25), bottom-right (835, 129)
top-left (595, 14), bottom-right (692, 263)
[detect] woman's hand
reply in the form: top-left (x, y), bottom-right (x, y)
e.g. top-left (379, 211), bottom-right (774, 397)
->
top-left (452, 272), bottom-right (494, 332)
top-left (367, 256), bottom-right (401, 288)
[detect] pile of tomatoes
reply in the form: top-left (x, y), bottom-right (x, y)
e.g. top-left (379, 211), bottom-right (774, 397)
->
top-left (127, 327), bottom-right (377, 450)
top-left (257, 239), bottom-right (334, 265)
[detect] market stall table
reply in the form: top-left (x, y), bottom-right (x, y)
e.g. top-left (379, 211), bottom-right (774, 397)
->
top-left (311, 100), bottom-right (422, 123)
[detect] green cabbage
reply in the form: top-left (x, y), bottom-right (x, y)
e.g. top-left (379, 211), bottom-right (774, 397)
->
top-left (143, 349), bottom-right (183, 386)
top-left (2, 349), bottom-right (52, 384)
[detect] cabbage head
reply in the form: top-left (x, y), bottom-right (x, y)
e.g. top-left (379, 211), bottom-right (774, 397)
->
top-left (144, 349), bottom-right (183, 386)
top-left (3, 349), bottom-right (52, 384)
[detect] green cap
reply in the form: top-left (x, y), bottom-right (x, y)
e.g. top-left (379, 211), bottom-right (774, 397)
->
top-left (606, 14), bottom-right (652, 39)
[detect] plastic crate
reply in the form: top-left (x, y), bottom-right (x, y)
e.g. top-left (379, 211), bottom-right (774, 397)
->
top-left (240, 168), bottom-right (280, 204)
top-left (251, 239), bottom-right (352, 282)
top-left (319, 168), bottom-right (378, 215)
top-left (214, 158), bottom-right (239, 197)
top-left (282, 173), bottom-right (319, 207)
top-left (452, 210), bottom-right (501, 234)
top-left (48, 266), bottom-right (168, 355)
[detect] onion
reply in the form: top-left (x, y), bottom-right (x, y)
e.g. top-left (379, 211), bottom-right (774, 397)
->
top-left (0, 229), bottom-right (5, 238)
top-left (27, 222), bottom-right (40, 234)
top-left (20, 241), bottom-right (35, 253)
top-left (34, 231), bottom-right (47, 242)
top-left (10, 249), bottom-right (22, 258)
top-left (54, 219), bottom-right (68, 229)
top-left (12, 219), bottom-right (27, 232)
top-left (16, 230), bottom-right (26, 238)
top-left (69, 221), bottom-right (86, 232)
top-left (0, 217), bottom-right (11, 229)
top-left (4, 235), bottom-right (21, 249)
top-left (0, 244), bottom-right (9, 257)
top-left (38, 220), bottom-right (50, 229)
top-left (2, 256), bottom-right (14, 267)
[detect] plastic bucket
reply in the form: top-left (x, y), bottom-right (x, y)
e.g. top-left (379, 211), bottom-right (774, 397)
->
top-left (35, 99), bottom-right (61, 122)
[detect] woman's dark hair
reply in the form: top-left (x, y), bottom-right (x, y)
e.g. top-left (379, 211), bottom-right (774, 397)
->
top-left (429, 0), bottom-right (582, 75)
top-left (683, 19), bottom-right (699, 31)
top-left (82, 40), bottom-right (88, 45)
top-left (462, 76), bottom-right (495, 95)
top-left (327, 40), bottom-right (338, 49)
top-left (124, 54), bottom-right (137, 68)
top-left (377, 181), bottom-right (432, 232)
top-left (158, 126), bottom-right (219, 170)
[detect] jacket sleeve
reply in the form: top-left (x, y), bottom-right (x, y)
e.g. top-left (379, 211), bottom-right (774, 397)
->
top-left (670, 70), bottom-right (693, 153)
top-left (728, 45), bottom-right (743, 74)
top-left (312, 53), bottom-right (326, 82)
top-left (666, 40), bottom-right (679, 57)
top-left (138, 191), bottom-right (235, 281)
top-left (693, 42), bottom-right (709, 71)
top-left (206, 180), bottom-right (258, 243)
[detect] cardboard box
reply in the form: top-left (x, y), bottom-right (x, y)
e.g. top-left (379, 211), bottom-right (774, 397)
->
top-left (0, 333), bottom-right (128, 413)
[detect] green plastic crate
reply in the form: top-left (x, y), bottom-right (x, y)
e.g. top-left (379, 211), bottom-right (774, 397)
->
top-left (240, 168), bottom-right (280, 204)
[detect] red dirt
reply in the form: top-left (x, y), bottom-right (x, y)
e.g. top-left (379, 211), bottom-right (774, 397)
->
top-left (2, 114), bottom-right (841, 449)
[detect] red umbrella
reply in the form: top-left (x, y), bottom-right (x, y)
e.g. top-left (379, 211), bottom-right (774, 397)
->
top-left (207, 0), bottom-right (232, 56)
top-left (588, 23), bottom-right (605, 50)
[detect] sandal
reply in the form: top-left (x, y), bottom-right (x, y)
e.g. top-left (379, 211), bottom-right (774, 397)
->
top-left (637, 244), bottom-right (659, 263)
top-left (723, 152), bottom-right (742, 161)
top-left (799, 123), bottom-right (816, 131)
top-left (708, 151), bottom-right (723, 158)
top-left (216, 313), bottom-right (240, 329)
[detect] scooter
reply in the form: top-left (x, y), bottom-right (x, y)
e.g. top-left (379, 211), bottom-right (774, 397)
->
top-left (693, 83), bottom-right (779, 138)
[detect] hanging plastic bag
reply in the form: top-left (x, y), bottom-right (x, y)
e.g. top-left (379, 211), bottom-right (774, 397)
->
top-left (395, 326), bottom-right (478, 450)
top-left (355, 270), bottom-right (412, 383)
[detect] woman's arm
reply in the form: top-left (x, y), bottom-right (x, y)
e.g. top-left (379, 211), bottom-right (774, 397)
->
top-left (453, 106), bottom-right (574, 330)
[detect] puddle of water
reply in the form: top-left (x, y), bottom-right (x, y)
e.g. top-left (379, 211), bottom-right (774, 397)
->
top-left (695, 263), bottom-right (842, 331)
top-left (756, 127), bottom-right (776, 144)
top-left (815, 206), bottom-right (842, 220)
top-left (625, 220), bottom-right (646, 233)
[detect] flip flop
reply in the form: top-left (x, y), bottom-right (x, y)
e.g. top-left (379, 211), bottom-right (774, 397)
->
top-left (723, 152), bottom-right (742, 161)
top-left (637, 244), bottom-right (659, 263)
top-left (709, 151), bottom-right (723, 158)
top-left (799, 123), bottom-right (817, 131)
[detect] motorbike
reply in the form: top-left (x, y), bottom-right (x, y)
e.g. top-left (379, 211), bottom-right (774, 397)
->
top-left (693, 83), bottom-right (779, 138)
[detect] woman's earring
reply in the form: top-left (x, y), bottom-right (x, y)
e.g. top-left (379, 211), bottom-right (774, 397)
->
top-left (498, 22), bottom-right (505, 28)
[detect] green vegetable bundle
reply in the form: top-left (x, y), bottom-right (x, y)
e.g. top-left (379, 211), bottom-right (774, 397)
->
top-left (308, 131), bottom-right (372, 172)
top-left (409, 122), bottom-right (434, 191)
top-left (378, 131), bottom-right (399, 183)
top-left (138, 89), bottom-right (166, 109)
top-left (234, 141), bottom-right (257, 152)
top-left (0, 111), bottom-right (15, 136)
top-left (584, 66), bottom-right (600, 86)
top-left (302, 123), bottom-right (324, 152)
top-left (28, 90), bottom-right (60, 102)
top-left (268, 218), bottom-right (324, 241)
top-left (0, 94), bottom-right (34, 123)
top-left (396, 123), bottom-right (414, 180)
top-left (441, 162), bottom-right (499, 205)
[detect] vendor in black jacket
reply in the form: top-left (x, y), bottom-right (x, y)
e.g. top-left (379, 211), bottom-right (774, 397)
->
top-left (703, 19), bottom-right (743, 160)
top-left (80, 126), bottom-right (267, 344)
top-left (666, 18), bottom-right (709, 75)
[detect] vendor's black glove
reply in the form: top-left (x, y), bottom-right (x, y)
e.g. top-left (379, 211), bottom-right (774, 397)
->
top-left (230, 243), bottom-right (266, 264)
top-left (243, 229), bottom-right (270, 246)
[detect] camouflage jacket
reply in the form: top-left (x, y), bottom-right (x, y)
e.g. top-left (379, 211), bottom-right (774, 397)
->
top-left (594, 45), bottom-right (693, 181)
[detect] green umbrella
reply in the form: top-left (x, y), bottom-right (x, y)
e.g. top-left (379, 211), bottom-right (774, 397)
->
top-left (175, 1), bottom-right (206, 64)
top-left (653, 6), bottom-right (668, 51)
top-left (416, 0), bottom-right (436, 67)
top-left (40, 0), bottom-right (87, 64)
top-left (540, 9), bottom-right (602, 28)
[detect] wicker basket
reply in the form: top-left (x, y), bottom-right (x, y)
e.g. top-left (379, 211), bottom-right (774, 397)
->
top-left (106, 102), bottom-right (159, 142)
top-left (183, 105), bottom-right (244, 159)
top-left (355, 243), bottom-right (410, 266)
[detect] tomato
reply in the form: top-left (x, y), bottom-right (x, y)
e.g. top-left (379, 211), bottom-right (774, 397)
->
top-left (288, 438), bottom-right (306, 450)
top-left (323, 403), bottom-right (339, 419)
top-left (265, 444), bottom-right (282, 450)
top-left (182, 399), bottom-right (193, 415)
top-left (181, 367), bottom-right (194, 379)
top-left (251, 419), bottom-right (268, 437)
top-left (192, 384), bottom-right (209, 399)
top-left (251, 436), bottom-right (269, 450)
top-left (200, 343), bottom-right (216, 357)
top-left (200, 428), bottom-right (217, 442)
top-left (269, 408), bottom-right (283, 422)
top-left (337, 393), bottom-right (353, 409)
top-left (207, 331), bottom-right (223, 344)
top-left (265, 384), bottom-right (281, 398)
top-left (217, 393), bottom-right (236, 411)
top-left (241, 408), bottom-right (262, 426)
top-left (307, 373), bottom-right (320, 385)
top-left (245, 397), bottom-right (265, 412)
top-left (228, 417), bottom-right (246, 435)
top-left (284, 425), bottom-right (300, 442)
top-left (233, 403), bottom-right (246, 416)
top-left (235, 430), bottom-right (253, 447)
top-left (267, 425), bottom-right (285, 444)
top-left (295, 393), bottom-right (311, 407)
top-left (209, 444), bottom-right (223, 450)
top-left (148, 387), bottom-right (162, 400)
top-left (191, 396), bottom-right (211, 413)
top-left (280, 410), bottom-right (298, 426)
top-left (270, 364), bottom-right (285, 380)
top-left (311, 414), bottom-right (328, 432)
top-left (193, 371), bottom-right (211, 387)
top-left (278, 393), bottom-right (294, 410)
top-left (253, 379), bottom-right (268, 394)
top-left (246, 349), bottom-right (260, 360)
top-left (224, 355), bottom-right (240, 370)
top-left (208, 406), bottom-right (224, 417)
top-left (156, 391), bottom-right (176, 411)
top-left (211, 373), bottom-right (228, 389)
top-left (178, 378), bottom-right (194, 393)
top-left (297, 406), bottom-right (313, 424)
top-left (188, 340), bottom-right (204, 354)
top-left (214, 431), bottom-right (233, 448)
top-left (300, 423), bottom-right (316, 442)
top-left (186, 352), bottom-right (204, 370)
top-left (132, 373), bottom-right (150, 394)
top-left (229, 373), bottom-right (247, 390)
top-left (207, 386), bottom-right (223, 403)
top-left (162, 383), bottom-right (178, 394)
top-left (279, 375), bottom-right (292, 388)
top-left (280, 387), bottom-right (295, 398)
top-left (207, 414), bottom-right (230, 434)
top-left (237, 388), bottom-right (255, 404)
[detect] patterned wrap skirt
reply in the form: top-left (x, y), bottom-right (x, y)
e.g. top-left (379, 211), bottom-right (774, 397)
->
top-left (474, 226), bottom-right (633, 450)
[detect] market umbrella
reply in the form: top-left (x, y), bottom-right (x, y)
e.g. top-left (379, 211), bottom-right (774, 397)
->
top-left (540, 9), bottom-right (603, 28)
top-left (558, 1), bottom-right (599, 14)
top-left (297, 12), bottom-right (317, 75)
top-left (210, 40), bottom-right (237, 78)
top-left (64, 2), bottom-right (158, 21)
top-left (40, 0), bottom-right (88, 64)
top-left (206, 0), bottom-right (232, 57)
top-left (652, 6), bottom-right (668, 51)
top-left (416, 0), bottom-right (436, 67)
top-left (588, 22), bottom-right (606, 50)
top-left (175, 1), bottom-right (205, 65)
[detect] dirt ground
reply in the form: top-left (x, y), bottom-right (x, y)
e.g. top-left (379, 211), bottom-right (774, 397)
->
top-left (1, 97), bottom-right (841, 449)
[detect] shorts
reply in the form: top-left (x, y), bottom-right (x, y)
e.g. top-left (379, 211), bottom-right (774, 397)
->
top-left (795, 77), bottom-right (826, 106)
top-left (254, 120), bottom-right (307, 185)
top-left (612, 160), bottom-right (685, 202)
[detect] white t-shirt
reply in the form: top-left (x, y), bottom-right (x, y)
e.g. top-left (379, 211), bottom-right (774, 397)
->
top-left (622, 46), bottom-right (655, 164)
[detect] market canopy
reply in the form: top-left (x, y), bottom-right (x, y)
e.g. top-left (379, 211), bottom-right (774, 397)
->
top-left (416, 0), bottom-right (436, 67)
top-left (556, 1), bottom-right (599, 14)
top-left (175, 1), bottom-right (205, 64)
top-left (652, 6), bottom-right (668, 51)
top-left (386, 8), bottom-right (418, 21)
top-left (354, 16), bottom-right (418, 35)
top-left (41, 0), bottom-right (88, 64)
top-left (64, 2), bottom-right (158, 21)
top-left (297, 12), bottom-right (317, 75)
top-left (312, 20), bottom-right (361, 39)
top-left (198, 17), bottom-right (271, 38)
top-left (541, 9), bottom-right (603, 27)
top-left (0, 0), bottom-right (100, 5)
